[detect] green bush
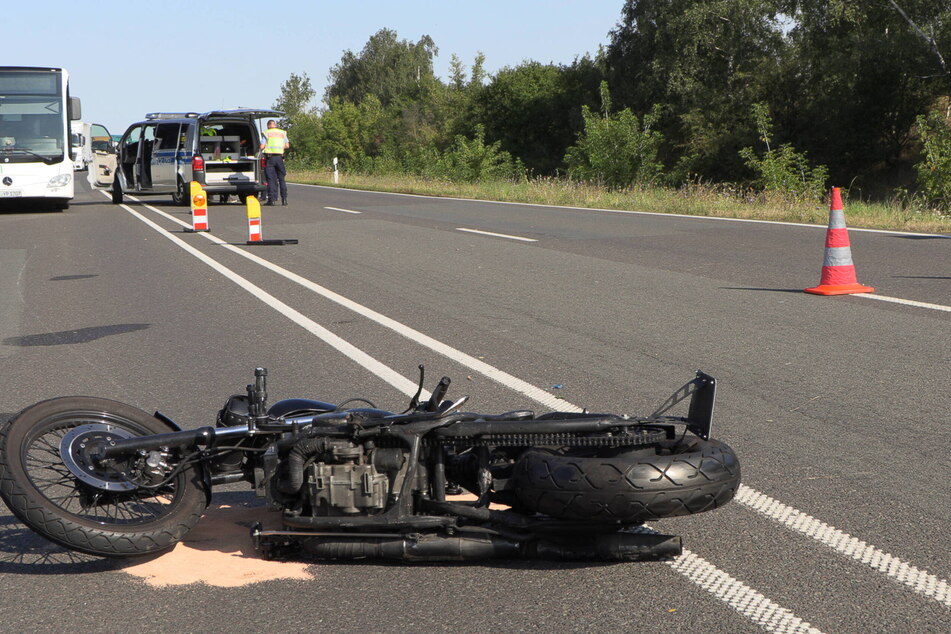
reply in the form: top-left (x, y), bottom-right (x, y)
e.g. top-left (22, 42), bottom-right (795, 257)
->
top-left (432, 125), bottom-right (523, 182)
top-left (914, 109), bottom-right (951, 212)
top-left (739, 103), bottom-right (828, 202)
top-left (564, 82), bottom-right (663, 189)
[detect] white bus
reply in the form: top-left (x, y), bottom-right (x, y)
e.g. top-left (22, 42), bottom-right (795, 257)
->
top-left (0, 67), bottom-right (81, 209)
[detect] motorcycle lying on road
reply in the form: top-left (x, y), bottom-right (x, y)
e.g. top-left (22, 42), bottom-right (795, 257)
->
top-left (0, 367), bottom-right (740, 562)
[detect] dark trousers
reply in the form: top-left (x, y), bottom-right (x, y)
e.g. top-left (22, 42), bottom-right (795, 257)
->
top-left (265, 154), bottom-right (287, 202)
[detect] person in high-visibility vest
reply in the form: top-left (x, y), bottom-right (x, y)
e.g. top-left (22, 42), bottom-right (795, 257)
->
top-left (259, 119), bottom-right (289, 205)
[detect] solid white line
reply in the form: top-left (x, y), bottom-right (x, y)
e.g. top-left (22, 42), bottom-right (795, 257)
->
top-left (735, 485), bottom-right (950, 607)
top-left (122, 193), bottom-right (951, 608)
top-left (291, 182), bottom-right (951, 239)
top-left (107, 195), bottom-right (423, 399)
top-left (112, 192), bottom-right (821, 633)
top-left (456, 227), bottom-right (537, 242)
top-left (324, 206), bottom-right (362, 214)
top-left (114, 193), bottom-right (572, 412)
top-left (854, 292), bottom-right (951, 313)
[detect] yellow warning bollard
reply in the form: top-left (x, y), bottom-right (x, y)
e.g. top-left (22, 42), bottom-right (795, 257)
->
top-left (244, 194), bottom-right (298, 246)
top-left (246, 195), bottom-right (262, 242)
top-left (187, 181), bottom-right (209, 232)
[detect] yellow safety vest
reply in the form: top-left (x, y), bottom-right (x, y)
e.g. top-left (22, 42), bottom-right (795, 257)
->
top-left (264, 128), bottom-right (287, 154)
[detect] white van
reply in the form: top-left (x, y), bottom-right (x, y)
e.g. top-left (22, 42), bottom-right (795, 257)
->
top-left (70, 121), bottom-right (92, 171)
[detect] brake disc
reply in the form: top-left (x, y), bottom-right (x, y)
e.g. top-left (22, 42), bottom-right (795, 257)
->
top-left (59, 423), bottom-right (138, 491)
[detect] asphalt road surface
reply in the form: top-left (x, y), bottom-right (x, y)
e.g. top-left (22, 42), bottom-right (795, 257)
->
top-left (0, 178), bottom-right (948, 633)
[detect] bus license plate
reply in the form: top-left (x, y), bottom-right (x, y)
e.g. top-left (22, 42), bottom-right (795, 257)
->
top-left (0, 190), bottom-right (22, 197)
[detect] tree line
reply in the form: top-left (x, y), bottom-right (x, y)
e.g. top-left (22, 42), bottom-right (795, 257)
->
top-left (277, 1), bottom-right (951, 208)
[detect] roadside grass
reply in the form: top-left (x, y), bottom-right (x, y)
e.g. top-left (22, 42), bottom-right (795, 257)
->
top-left (289, 170), bottom-right (951, 234)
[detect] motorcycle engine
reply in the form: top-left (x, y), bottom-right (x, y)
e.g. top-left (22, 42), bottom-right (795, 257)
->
top-left (307, 460), bottom-right (388, 514)
top-left (289, 438), bottom-right (394, 516)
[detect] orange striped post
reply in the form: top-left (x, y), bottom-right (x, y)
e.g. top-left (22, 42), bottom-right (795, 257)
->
top-left (804, 187), bottom-right (874, 296)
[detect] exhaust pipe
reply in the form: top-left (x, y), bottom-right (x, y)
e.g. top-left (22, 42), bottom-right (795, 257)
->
top-left (252, 525), bottom-right (682, 562)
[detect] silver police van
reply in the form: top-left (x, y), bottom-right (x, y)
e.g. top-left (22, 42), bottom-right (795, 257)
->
top-left (109, 109), bottom-right (282, 205)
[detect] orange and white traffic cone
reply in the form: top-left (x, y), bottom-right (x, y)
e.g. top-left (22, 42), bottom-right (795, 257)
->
top-left (804, 187), bottom-right (874, 296)
top-left (246, 195), bottom-right (262, 243)
top-left (187, 181), bottom-right (209, 232)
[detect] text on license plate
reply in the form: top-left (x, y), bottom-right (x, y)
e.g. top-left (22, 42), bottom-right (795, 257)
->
top-left (0, 190), bottom-right (22, 197)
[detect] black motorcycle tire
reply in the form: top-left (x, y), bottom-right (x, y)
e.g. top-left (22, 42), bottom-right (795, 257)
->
top-left (514, 438), bottom-right (740, 523)
top-left (0, 397), bottom-right (206, 557)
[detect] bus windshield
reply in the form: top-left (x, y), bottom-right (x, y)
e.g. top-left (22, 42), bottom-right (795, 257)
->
top-left (0, 69), bottom-right (66, 163)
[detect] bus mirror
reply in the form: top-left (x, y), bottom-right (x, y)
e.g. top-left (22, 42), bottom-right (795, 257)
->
top-left (70, 97), bottom-right (82, 121)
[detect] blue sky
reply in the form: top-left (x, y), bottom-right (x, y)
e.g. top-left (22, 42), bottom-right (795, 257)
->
top-left (8, 0), bottom-right (624, 136)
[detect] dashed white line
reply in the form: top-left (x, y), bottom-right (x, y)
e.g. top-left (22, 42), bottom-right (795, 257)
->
top-left (324, 206), bottom-right (362, 214)
top-left (293, 182), bottom-right (951, 239)
top-left (456, 227), bottom-right (537, 242)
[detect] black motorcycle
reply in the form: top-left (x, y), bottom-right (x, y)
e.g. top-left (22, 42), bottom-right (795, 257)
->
top-left (0, 367), bottom-right (739, 562)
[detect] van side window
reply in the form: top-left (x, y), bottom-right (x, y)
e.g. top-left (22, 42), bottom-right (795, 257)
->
top-left (155, 123), bottom-right (181, 151)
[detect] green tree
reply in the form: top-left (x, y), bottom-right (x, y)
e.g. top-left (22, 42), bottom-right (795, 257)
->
top-left (325, 28), bottom-right (439, 108)
top-left (604, 0), bottom-right (787, 181)
top-left (564, 82), bottom-right (664, 188)
top-left (274, 72), bottom-right (316, 121)
top-left (316, 95), bottom-right (390, 172)
top-left (274, 72), bottom-right (318, 159)
top-left (474, 59), bottom-right (602, 175)
top-left (776, 1), bottom-right (951, 192)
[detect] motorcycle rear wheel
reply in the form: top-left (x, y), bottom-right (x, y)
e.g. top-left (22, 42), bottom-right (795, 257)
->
top-left (514, 438), bottom-right (740, 523)
top-left (0, 397), bottom-right (206, 557)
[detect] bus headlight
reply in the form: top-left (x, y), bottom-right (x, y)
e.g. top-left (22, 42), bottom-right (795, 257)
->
top-left (48, 174), bottom-right (72, 187)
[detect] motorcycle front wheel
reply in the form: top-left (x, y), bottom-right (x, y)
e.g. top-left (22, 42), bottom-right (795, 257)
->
top-left (0, 397), bottom-right (206, 557)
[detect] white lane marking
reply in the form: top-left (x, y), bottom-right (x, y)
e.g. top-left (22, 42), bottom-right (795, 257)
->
top-left (854, 292), bottom-right (951, 313)
top-left (115, 193), bottom-right (949, 616)
top-left (670, 549), bottom-right (823, 633)
top-left (109, 193), bottom-right (820, 633)
top-left (115, 194), bottom-right (571, 412)
top-left (324, 206), bottom-right (362, 214)
top-left (735, 485), bottom-right (951, 607)
top-left (108, 196), bottom-right (423, 399)
top-left (292, 182), bottom-right (951, 239)
top-left (456, 227), bottom-right (537, 242)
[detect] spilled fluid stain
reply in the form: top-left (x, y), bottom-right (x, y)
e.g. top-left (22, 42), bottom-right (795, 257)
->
top-left (116, 503), bottom-right (312, 587)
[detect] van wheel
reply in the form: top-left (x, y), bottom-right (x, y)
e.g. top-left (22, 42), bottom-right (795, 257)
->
top-left (111, 176), bottom-right (123, 204)
top-left (171, 178), bottom-right (188, 206)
